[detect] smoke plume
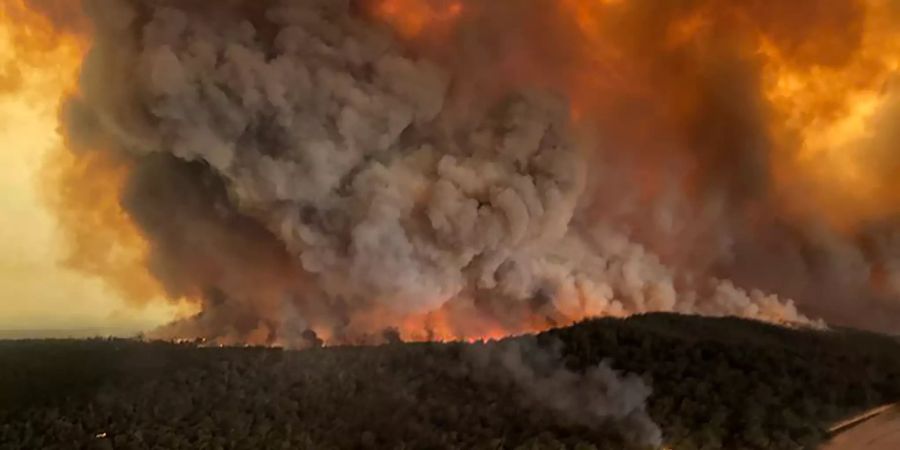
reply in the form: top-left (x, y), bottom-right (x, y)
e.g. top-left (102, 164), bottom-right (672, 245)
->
top-left (466, 337), bottom-right (663, 447)
top-left (10, 0), bottom-right (900, 445)
top-left (50, 0), bottom-right (837, 345)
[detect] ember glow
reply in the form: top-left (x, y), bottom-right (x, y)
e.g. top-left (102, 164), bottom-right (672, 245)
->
top-left (371, 0), bottom-right (464, 38)
top-left (4, 0), bottom-right (900, 344)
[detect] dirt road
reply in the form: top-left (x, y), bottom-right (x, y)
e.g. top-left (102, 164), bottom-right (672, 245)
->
top-left (822, 405), bottom-right (900, 450)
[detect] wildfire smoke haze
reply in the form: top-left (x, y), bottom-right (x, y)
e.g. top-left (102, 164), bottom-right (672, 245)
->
top-left (5, 0), bottom-right (900, 345)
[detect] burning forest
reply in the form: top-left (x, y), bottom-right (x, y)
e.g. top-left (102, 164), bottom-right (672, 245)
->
top-left (6, 0), bottom-right (900, 345)
top-left (1, 0), bottom-right (900, 439)
top-left (2, 2), bottom-right (900, 447)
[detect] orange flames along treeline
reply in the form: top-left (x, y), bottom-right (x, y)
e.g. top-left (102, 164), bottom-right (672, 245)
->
top-left (4, 0), bottom-right (900, 344)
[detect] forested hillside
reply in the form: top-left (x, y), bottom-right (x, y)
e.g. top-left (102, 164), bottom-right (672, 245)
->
top-left (1, 313), bottom-right (899, 449)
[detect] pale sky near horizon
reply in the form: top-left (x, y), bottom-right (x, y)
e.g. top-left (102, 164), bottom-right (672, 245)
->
top-left (0, 94), bottom-right (181, 333)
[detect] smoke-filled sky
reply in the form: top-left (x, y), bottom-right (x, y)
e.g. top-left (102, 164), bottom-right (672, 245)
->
top-left (2, 0), bottom-right (900, 343)
top-left (0, 19), bottom-right (183, 334)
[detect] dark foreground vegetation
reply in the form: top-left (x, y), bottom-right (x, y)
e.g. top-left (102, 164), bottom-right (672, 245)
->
top-left (1, 313), bottom-right (899, 449)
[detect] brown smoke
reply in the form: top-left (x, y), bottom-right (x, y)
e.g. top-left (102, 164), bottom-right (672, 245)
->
top-left (5, 0), bottom-right (899, 344)
top-left (368, 0), bottom-right (900, 332)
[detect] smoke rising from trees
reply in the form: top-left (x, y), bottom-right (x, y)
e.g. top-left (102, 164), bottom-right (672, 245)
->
top-left (56, 0), bottom-right (828, 346)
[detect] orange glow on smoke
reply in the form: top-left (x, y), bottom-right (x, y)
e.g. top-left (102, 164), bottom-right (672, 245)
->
top-left (371, 0), bottom-right (464, 38)
top-left (44, 149), bottom-right (166, 304)
top-left (7, 0), bottom-right (899, 342)
top-left (344, 287), bottom-right (626, 344)
top-left (1, 1), bottom-right (177, 307)
top-left (390, 304), bottom-right (554, 343)
top-left (0, 1), bottom-right (85, 97)
top-left (760, 0), bottom-right (900, 231)
top-left (373, 0), bottom-right (900, 235)
top-left (561, 0), bottom-right (900, 233)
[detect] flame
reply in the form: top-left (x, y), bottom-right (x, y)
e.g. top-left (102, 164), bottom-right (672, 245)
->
top-left (360, 0), bottom-right (900, 338)
top-left (344, 286), bottom-right (623, 344)
top-left (6, 0), bottom-right (899, 341)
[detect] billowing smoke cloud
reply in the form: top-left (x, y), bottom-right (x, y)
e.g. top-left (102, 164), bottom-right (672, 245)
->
top-left (57, 0), bottom-right (824, 345)
top-left (363, 0), bottom-right (900, 334)
top-left (11, 0), bottom-right (898, 445)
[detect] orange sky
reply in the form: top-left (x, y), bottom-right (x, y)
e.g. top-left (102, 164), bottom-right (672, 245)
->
top-left (0, 20), bottom-right (180, 334)
top-left (2, 0), bottom-right (900, 337)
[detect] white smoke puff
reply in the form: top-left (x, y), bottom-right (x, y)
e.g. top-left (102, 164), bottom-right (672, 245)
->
top-left (466, 337), bottom-right (663, 448)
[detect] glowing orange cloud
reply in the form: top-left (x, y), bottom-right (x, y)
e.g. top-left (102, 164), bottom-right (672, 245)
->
top-left (370, 0), bottom-right (464, 38)
top-left (8, 0), bottom-right (900, 342)
top-left (1, 1), bottom-right (179, 307)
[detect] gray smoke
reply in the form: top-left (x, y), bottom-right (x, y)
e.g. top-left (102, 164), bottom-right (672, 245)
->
top-left (466, 337), bottom-right (663, 448)
top-left (65, 0), bottom-right (813, 344)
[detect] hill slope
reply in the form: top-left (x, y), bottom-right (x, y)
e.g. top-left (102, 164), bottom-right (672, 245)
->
top-left (1, 313), bottom-right (899, 449)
